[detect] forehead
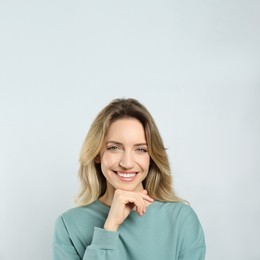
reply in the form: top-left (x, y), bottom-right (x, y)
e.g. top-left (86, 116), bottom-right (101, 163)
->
top-left (106, 118), bottom-right (146, 142)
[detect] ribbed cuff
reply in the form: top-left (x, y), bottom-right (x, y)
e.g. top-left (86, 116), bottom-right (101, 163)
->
top-left (91, 227), bottom-right (119, 249)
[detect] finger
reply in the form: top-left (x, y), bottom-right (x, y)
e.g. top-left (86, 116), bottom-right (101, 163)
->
top-left (129, 194), bottom-right (145, 216)
top-left (124, 193), bottom-right (145, 216)
top-left (139, 192), bottom-right (154, 202)
top-left (114, 190), bottom-right (152, 216)
top-left (138, 194), bottom-right (148, 215)
top-left (136, 197), bottom-right (145, 216)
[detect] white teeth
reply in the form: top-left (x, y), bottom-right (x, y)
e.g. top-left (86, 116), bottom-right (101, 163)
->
top-left (117, 173), bottom-right (136, 178)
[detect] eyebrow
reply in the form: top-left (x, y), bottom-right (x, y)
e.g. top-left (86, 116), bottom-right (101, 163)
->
top-left (106, 141), bottom-right (148, 146)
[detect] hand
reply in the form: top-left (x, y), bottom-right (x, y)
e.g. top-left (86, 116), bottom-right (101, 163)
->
top-left (103, 189), bottom-right (154, 231)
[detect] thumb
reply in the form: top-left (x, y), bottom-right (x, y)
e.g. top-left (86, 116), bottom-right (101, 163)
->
top-left (141, 189), bottom-right (148, 195)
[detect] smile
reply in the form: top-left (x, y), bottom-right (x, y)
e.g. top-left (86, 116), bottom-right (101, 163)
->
top-left (115, 171), bottom-right (137, 182)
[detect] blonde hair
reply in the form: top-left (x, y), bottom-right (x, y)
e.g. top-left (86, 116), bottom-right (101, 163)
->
top-left (76, 98), bottom-right (185, 206)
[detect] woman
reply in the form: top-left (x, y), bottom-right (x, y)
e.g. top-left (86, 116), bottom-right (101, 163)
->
top-left (52, 98), bottom-right (206, 259)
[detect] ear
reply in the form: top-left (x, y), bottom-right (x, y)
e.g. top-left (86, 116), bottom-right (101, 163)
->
top-left (94, 155), bottom-right (101, 163)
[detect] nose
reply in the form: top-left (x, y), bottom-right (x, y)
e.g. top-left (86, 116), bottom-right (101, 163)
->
top-left (119, 151), bottom-right (134, 169)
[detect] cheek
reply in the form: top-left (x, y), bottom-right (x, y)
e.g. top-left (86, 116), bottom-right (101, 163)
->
top-left (101, 153), bottom-right (118, 168)
top-left (100, 155), bottom-right (111, 177)
top-left (138, 155), bottom-right (150, 169)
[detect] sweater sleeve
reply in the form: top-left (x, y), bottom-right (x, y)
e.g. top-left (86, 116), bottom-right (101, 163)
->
top-left (178, 208), bottom-right (206, 260)
top-left (83, 227), bottom-right (119, 259)
top-left (52, 216), bottom-right (120, 260)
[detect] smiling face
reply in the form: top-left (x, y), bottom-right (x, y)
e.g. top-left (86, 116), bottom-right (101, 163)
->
top-left (98, 117), bottom-right (150, 201)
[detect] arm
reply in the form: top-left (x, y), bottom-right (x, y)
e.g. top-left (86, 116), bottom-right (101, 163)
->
top-left (52, 215), bottom-right (82, 260)
top-left (52, 216), bottom-right (120, 260)
top-left (178, 208), bottom-right (206, 260)
top-left (82, 227), bottom-right (119, 259)
top-left (52, 190), bottom-right (153, 259)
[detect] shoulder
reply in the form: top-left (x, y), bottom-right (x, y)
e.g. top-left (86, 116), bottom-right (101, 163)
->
top-left (150, 201), bottom-right (202, 226)
top-left (152, 201), bottom-right (195, 216)
top-left (55, 200), bottom-right (109, 226)
top-left (154, 201), bottom-right (205, 242)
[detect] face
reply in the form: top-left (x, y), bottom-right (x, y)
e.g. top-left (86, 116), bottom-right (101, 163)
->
top-left (98, 118), bottom-right (150, 196)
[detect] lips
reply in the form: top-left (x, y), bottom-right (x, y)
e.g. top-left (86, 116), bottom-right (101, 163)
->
top-left (115, 171), bottom-right (137, 182)
top-left (118, 172), bottom-right (136, 178)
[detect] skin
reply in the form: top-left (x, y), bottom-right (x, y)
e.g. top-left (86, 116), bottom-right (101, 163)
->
top-left (97, 118), bottom-right (154, 231)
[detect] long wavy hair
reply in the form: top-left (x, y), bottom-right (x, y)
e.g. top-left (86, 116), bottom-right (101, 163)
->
top-left (75, 98), bottom-right (185, 206)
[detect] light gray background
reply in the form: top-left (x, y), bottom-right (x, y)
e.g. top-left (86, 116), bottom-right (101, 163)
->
top-left (0, 1), bottom-right (259, 260)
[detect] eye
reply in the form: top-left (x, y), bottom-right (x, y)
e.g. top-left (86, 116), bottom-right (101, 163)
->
top-left (107, 145), bottom-right (121, 151)
top-left (135, 147), bottom-right (147, 153)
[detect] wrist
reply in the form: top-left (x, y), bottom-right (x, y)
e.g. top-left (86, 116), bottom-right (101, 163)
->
top-left (103, 221), bottom-right (119, 232)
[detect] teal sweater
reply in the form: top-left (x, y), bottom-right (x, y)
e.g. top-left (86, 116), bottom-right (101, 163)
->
top-left (52, 200), bottom-right (206, 260)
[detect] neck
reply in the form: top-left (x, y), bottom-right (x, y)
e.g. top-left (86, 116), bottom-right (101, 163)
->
top-left (99, 191), bottom-right (113, 206)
